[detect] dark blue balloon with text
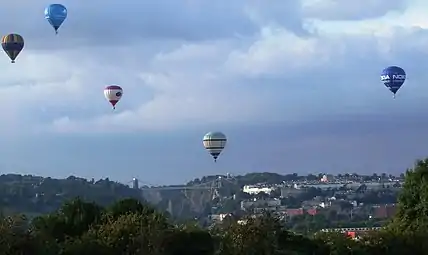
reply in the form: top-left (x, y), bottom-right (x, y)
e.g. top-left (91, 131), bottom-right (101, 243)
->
top-left (380, 66), bottom-right (406, 98)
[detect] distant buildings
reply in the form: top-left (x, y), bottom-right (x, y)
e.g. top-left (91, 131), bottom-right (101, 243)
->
top-left (372, 204), bottom-right (397, 219)
top-left (280, 185), bottom-right (304, 198)
top-left (286, 208), bottom-right (317, 217)
top-left (241, 198), bottom-right (281, 211)
top-left (300, 181), bottom-right (398, 191)
top-left (207, 174), bottom-right (402, 227)
top-left (239, 198), bottom-right (318, 217)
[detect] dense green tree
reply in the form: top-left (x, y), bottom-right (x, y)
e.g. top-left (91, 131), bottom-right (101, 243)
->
top-left (59, 237), bottom-right (114, 255)
top-left (106, 197), bottom-right (155, 219)
top-left (217, 214), bottom-right (286, 255)
top-left (361, 230), bottom-right (428, 254)
top-left (86, 211), bottom-right (171, 254)
top-left (390, 158), bottom-right (428, 232)
top-left (314, 232), bottom-right (366, 255)
top-left (31, 197), bottom-right (103, 241)
top-left (162, 229), bottom-right (215, 255)
top-left (0, 215), bottom-right (39, 255)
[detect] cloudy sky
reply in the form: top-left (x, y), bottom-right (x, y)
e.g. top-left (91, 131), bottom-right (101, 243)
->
top-left (0, 0), bottom-right (428, 185)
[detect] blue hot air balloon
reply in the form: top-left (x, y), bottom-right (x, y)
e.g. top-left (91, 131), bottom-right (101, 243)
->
top-left (44, 4), bottom-right (67, 34)
top-left (380, 66), bottom-right (406, 98)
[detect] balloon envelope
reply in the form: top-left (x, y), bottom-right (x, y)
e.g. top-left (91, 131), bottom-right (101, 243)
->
top-left (203, 131), bottom-right (227, 162)
top-left (104, 85), bottom-right (123, 109)
top-left (380, 66), bottom-right (406, 95)
top-left (45, 4), bottom-right (67, 34)
top-left (1, 34), bottom-right (24, 63)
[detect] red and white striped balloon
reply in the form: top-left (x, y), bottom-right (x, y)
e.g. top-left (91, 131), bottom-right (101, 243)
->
top-left (104, 85), bottom-right (123, 109)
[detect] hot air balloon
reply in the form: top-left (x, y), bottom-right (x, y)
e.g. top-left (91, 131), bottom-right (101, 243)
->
top-left (203, 132), bottom-right (227, 162)
top-left (380, 66), bottom-right (406, 98)
top-left (45, 4), bottom-right (67, 34)
top-left (104, 85), bottom-right (123, 110)
top-left (1, 34), bottom-right (24, 63)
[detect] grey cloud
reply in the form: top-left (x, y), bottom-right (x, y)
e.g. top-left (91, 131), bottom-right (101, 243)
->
top-left (29, 27), bottom-right (428, 131)
top-left (223, 28), bottom-right (428, 124)
top-left (303, 0), bottom-right (409, 21)
top-left (244, 0), bottom-right (311, 36)
top-left (0, 0), bottom-right (307, 50)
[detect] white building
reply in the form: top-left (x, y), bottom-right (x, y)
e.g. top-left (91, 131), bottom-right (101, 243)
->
top-left (209, 213), bottom-right (232, 222)
top-left (242, 185), bottom-right (275, 195)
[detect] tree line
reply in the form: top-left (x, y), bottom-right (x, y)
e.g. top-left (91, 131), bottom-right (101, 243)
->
top-left (1, 157), bottom-right (428, 254)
